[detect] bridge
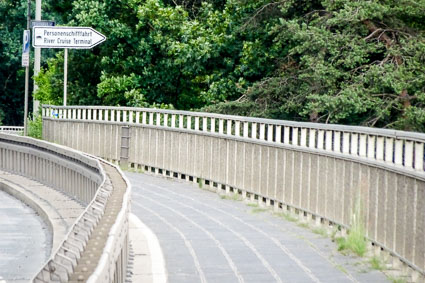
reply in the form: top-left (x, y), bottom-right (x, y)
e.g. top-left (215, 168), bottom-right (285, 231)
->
top-left (0, 105), bottom-right (424, 282)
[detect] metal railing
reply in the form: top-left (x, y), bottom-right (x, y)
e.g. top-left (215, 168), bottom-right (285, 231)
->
top-left (42, 105), bottom-right (425, 173)
top-left (0, 126), bottom-right (24, 135)
top-left (0, 133), bottom-right (130, 282)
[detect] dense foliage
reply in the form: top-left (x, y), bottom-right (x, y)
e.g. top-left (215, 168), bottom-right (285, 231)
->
top-left (1, 0), bottom-right (425, 131)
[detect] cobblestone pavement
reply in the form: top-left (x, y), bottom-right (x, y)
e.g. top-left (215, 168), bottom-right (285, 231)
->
top-left (127, 172), bottom-right (389, 283)
top-left (0, 190), bottom-right (50, 283)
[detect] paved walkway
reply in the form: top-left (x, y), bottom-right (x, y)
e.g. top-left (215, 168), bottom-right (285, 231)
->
top-left (127, 172), bottom-right (389, 283)
top-left (0, 190), bottom-right (49, 283)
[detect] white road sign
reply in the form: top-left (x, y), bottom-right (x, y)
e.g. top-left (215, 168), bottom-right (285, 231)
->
top-left (32, 26), bottom-right (106, 49)
top-left (22, 30), bottom-right (30, 67)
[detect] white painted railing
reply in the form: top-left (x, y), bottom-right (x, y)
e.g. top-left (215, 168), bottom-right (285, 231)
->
top-left (0, 126), bottom-right (24, 135)
top-left (43, 105), bottom-right (425, 173)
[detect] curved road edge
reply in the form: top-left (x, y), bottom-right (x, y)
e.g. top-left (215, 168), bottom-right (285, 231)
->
top-left (129, 213), bottom-right (168, 283)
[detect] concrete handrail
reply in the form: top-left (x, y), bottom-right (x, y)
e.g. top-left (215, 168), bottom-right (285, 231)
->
top-left (0, 133), bottom-right (130, 282)
top-left (42, 105), bottom-right (425, 173)
top-left (0, 126), bottom-right (24, 135)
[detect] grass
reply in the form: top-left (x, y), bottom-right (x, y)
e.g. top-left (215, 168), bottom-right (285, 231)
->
top-left (297, 222), bottom-right (309, 228)
top-left (251, 207), bottom-right (267, 214)
top-left (247, 203), bottom-right (259, 208)
top-left (369, 256), bottom-right (384, 271)
top-left (335, 264), bottom-right (348, 275)
top-left (273, 212), bottom-right (298, 222)
top-left (388, 276), bottom-right (406, 283)
top-left (312, 227), bottom-right (328, 237)
top-left (220, 194), bottom-right (242, 201)
top-left (197, 178), bottom-right (203, 189)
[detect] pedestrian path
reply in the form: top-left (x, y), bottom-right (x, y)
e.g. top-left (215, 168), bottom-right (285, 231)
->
top-left (127, 172), bottom-right (389, 283)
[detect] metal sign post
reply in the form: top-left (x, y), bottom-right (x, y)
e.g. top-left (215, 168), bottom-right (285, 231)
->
top-left (23, 0), bottom-right (31, 136)
top-left (32, 26), bottom-right (106, 106)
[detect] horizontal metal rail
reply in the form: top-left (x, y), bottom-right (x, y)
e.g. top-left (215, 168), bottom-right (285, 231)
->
top-left (42, 105), bottom-right (425, 174)
top-left (0, 133), bottom-right (130, 282)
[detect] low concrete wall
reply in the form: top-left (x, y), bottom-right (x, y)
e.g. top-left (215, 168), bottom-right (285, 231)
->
top-left (43, 110), bottom-right (425, 280)
top-left (0, 133), bottom-right (130, 282)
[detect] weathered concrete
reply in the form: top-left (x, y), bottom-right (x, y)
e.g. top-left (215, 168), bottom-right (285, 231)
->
top-left (128, 172), bottom-right (389, 283)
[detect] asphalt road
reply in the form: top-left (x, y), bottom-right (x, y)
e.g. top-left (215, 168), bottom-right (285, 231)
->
top-left (0, 190), bottom-right (50, 283)
top-left (127, 172), bottom-right (389, 283)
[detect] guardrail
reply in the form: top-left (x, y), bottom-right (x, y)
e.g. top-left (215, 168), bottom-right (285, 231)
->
top-left (42, 105), bottom-right (425, 281)
top-left (42, 105), bottom-right (425, 173)
top-left (0, 133), bottom-right (130, 282)
top-left (0, 126), bottom-right (24, 135)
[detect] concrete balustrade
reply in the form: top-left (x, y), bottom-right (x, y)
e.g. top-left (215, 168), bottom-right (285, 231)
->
top-left (0, 132), bottom-right (130, 282)
top-left (0, 126), bottom-right (24, 135)
top-left (42, 105), bottom-right (425, 280)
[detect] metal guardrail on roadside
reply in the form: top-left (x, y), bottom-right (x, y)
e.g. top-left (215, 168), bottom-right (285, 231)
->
top-left (0, 133), bottom-right (130, 282)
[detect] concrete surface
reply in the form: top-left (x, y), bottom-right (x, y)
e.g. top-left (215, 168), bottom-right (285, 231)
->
top-left (0, 190), bottom-right (49, 283)
top-left (127, 172), bottom-right (390, 283)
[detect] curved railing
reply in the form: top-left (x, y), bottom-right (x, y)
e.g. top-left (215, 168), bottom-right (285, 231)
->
top-left (0, 132), bottom-right (130, 282)
top-left (42, 105), bottom-right (424, 173)
top-left (42, 105), bottom-right (425, 281)
top-left (0, 126), bottom-right (24, 135)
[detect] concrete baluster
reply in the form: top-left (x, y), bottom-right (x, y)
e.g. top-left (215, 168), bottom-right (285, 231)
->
top-left (179, 114), bottom-right (184, 128)
top-left (376, 137), bottom-right (384, 161)
top-left (164, 113), bottom-right (169, 127)
top-left (82, 109), bottom-right (86, 120)
top-left (284, 126), bottom-right (290, 144)
top-left (142, 112), bottom-right (147, 124)
top-left (194, 116), bottom-right (199, 131)
top-left (105, 109), bottom-right (109, 121)
top-left (367, 135), bottom-right (376, 159)
top-left (123, 110), bottom-right (127, 122)
top-left (227, 120), bottom-right (232, 135)
top-left (77, 109), bottom-right (81, 120)
top-left (171, 114), bottom-right (176, 128)
top-left (260, 124), bottom-right (265, 140)
top-left (187, 116), bottom-right (192, 130)
top-left (110, 110), bottom-right (114, 122)
top-left (156, 113), bottom-right (161, 126)
top-left (385, 137), bottom-right (394, 164)
top-left (235, 121), bottom-right (241, 137)
top-left (99, 109), bottom-right (103, 121)
top-left (251, 123), bottom-right (257, 139)
top-left (404, 141), bottom-right (413, 168)
top-left (72, 109), bottom-right (77, 120)
top-left (309, 129), bottom-right (316, 148)
top-left (334, 131), bottom-right (341, 152)
top-left (414, 142), bottom-right (424, 171)
top-left (292, 128), bottom-right (299, 145)
top-left (68, 109), bottom-right (72, 120)
top-left (317, 130), bottom-right (324, 149)
top-left (203, 117), bottom-right (207, 132)
top-left (219, 119), bottom-right (224, 134)
top-left (59, 109), bottom-right (63, 119)
top-left (325, 130), bottom-right (332, 151)
top-left (267, 125), bottom-right (273, 142)
top-left (117, 110), bottom-right (121, 122)
top-left (135, 111), bottom-right (140, 124)
top-left (243, 122), bottom-right (249, 138)
top-left (276, 125), bottom-right (282, 143)
top-left (351, 133), bottom-right (358, 155)
top-left (359, 134), bottom-right (367, 157)
top-left (129, 111), bottom-right (133, 123)
top-left (394, 139), bottom-right (403, 166)
top-left (211, 118), bottom-right (216, 133)
top-left (300, 128), bottom-right (307, 147)
top-left (342, 132), bottom-right (350, 154)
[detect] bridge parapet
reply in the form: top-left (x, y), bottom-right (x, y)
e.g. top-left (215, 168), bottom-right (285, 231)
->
top-left (0, 132), bottom-right (130, 282)
top-left (43, 105), bottom-right (425, 281)
top-left (0, 126), bottom-right (24, 135)
top-left (43, 105), bottom-right (425, 173)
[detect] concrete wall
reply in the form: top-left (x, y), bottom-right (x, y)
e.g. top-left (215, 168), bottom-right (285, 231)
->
top-left (43, 117), bottom-right (425, 278)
